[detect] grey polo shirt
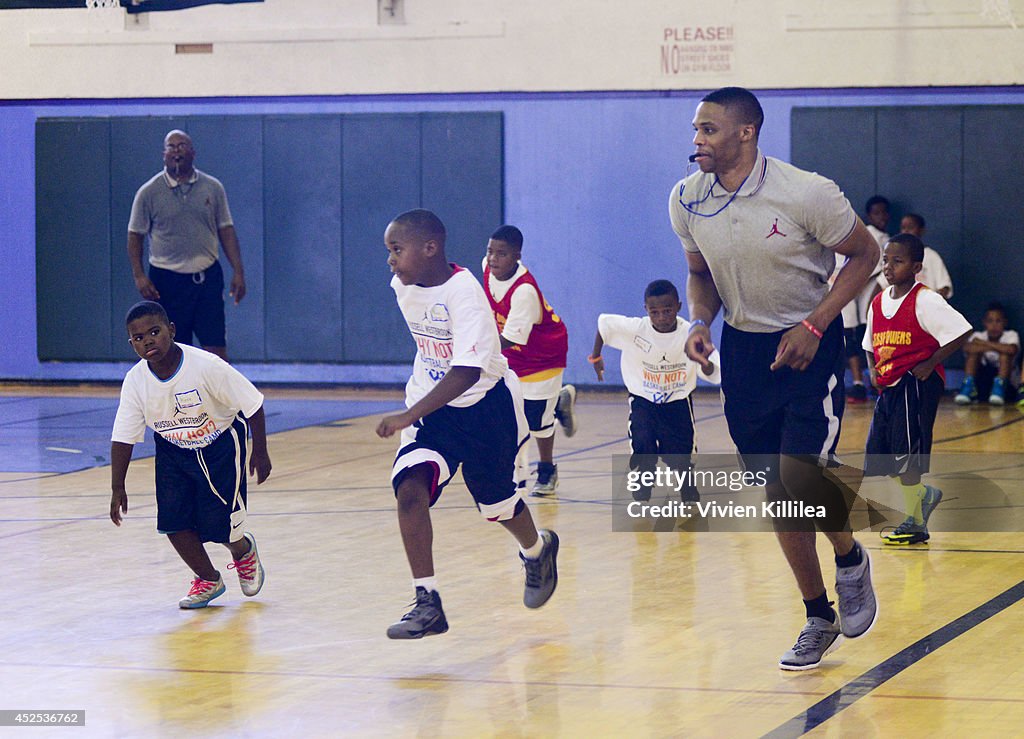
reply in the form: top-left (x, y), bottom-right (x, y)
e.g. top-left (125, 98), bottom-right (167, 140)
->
top-left (669, 150), bottom-right (858, 333)
top-left (128, 168), bottom-right (234, 274)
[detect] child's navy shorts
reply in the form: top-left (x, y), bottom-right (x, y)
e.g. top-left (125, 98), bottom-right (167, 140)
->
top-left (864, 371), bottom-right (943, 477)
top-left (154, 414), bottom-right (249, 543)
top-left (391, 377), bottom-right (529, 522)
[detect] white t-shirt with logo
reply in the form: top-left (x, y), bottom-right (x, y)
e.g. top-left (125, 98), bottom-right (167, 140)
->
top-left (393, 266), bottom-right (509, 409)
top-left (598, 314), bottom-right (722, 403)
top-left (111, 344), bottom-right (264, 449)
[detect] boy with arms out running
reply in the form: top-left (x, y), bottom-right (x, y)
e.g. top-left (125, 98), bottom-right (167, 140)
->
top-left (590, 279), bottom-right (721, 502)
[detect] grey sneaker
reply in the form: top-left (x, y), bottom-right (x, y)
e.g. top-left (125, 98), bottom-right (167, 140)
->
top-left (227, 532), bottom-right (265, 597)
top-left (920, 486), bottom-right (943, 526)
top-left (387, 587), bottom-right (449, 639)
top-left (835, 543), bottom-right (878, 638)
top-left (530, 464), bottom-right (558, 497)
top-left (522, 529), bottom-right (559, 608)
top-left (178, 576), bottom-right (226, 609)
top-left (882, 518), bottom-right (929, 545)
top-left (779, 616), bottom-right (842, 671)
top-left (555, 385), bottom-right (578, 437)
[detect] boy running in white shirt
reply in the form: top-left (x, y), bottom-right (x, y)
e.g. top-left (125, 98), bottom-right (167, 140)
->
top-left (377, 209), bottom-right (559, 639)
top-left (590, 279), bottom-right (721, 501)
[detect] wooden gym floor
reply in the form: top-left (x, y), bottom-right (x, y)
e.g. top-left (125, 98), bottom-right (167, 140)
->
top-left (2, 384), bottom-right (1024, 737)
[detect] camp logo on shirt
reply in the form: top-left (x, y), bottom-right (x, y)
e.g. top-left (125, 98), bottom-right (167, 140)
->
top-left (175, 389), bottom-right (202, 409)
top-left (428, 303), bottom-right (451, 322)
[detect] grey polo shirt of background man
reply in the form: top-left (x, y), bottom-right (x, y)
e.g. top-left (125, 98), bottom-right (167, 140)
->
top-left (669, 149), bottom-right (860, 333)
top-left (128, 169), bottom-right (234, 275)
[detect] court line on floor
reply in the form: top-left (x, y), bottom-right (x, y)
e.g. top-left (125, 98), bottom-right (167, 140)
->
top-left (933, 412), bottom-right (1024, 444)
top-left (3, 656), bottom-right (1024, 708)
top-left (0, 402), bottom-right (115, 428)
top-left (765, 577), bottom-right (1024, 737)
top-left (0, 472), bottom-right (66, 485)
top-left (0, 395), bottom-right (401, 474)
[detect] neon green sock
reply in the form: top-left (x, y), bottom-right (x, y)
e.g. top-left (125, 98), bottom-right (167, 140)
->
top-left (901, 482), bottom-right (926, 524)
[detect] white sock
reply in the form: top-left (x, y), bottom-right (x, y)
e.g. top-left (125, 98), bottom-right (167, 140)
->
top-left (413, 576), bottom-right (438, 593)
top-left (520, 535), bottom-right (544, 560)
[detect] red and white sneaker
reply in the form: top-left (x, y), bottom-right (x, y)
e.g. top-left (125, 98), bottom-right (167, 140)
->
top-left (227, 532), bottom-right (265, 597)
top-left (178, 576), bottom-right (226, 609)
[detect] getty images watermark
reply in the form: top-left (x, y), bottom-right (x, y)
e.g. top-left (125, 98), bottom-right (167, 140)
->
top-left (624, 467), bottom-right (827, 521)
top-left (611, 454), bottom-right (831, 532)
top-left (611, 452), bottom-right (1024, 534)
top-left (616, 460), bottom-right (832, 532)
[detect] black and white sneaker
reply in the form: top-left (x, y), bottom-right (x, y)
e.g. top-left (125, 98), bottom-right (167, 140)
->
top-left (386, 587), bottom-right (449, 639)
top-left (522, 529), bottom-right (559, 608)
top-left (530, 463), bottom-right (558, 497)
top-left (555, 385), bottom-right (578, 437)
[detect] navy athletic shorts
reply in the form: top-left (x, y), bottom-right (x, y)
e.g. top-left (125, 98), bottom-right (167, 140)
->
top-left (150, 260), bottom-right (227, 348)
top-left (154, 414), bottom-right (249, 543)
top-left (391, 378), bottom-right (529, 521)
top-left (864, 371), bottom-right (943, 477)
top-left (844, 325), bottom-right (867, 360)
top-left (720, 316), bottom-right (845, 483)
top-left (627, 393), bottom-right (696, 469)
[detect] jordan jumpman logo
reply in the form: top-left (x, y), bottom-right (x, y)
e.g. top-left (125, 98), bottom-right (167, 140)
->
top-left (766, 218), bottom-right (787, 238)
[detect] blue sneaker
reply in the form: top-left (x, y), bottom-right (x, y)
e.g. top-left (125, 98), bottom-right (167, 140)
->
top-left (883, 518), bottom-right (930, 545)
top-left (848, 383), bottom-right (868, 403)
top-left (955, 376), bottom-right (977, 405)
top-left (989, 377), bottom-right (1007, 406)
top-left (920, 486), bottom-right (943, 526)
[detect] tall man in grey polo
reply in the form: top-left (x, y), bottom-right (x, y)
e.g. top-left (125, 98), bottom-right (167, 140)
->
top-left (128, 130), bottom-right (247, 361)
top-left (672, 87), bottom-right (880, 671)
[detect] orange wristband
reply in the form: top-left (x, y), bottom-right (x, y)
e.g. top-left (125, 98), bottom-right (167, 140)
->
top-left (801, 319), bottom-right (823, 339)
top-left (587, 355), bottom-right (602, 364)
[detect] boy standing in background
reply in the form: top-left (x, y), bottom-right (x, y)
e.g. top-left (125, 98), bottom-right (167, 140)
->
top-left (863, 234), bottom-right (972, 545)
